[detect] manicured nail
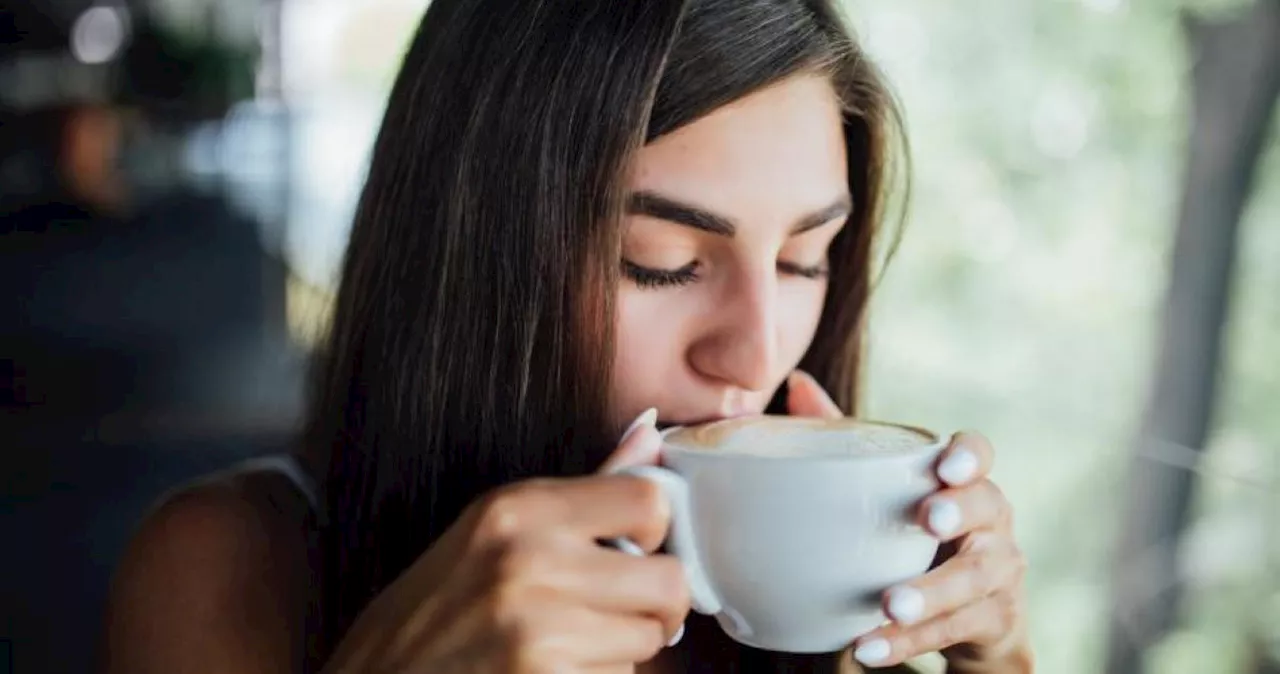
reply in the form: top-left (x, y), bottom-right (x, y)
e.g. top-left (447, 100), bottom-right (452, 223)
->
top-left (621, 407), bottom-right (658, 443)
top-left (604, 408), bottom-right (661, 472)
top-left (886, 585), bottom-right (925, 625)
top-left (609, 537), bottom-right (646, 557)
top-left (938, 447), bottom-right (978, 486)
top-left (928, 498), bottom-right (963, 538)
top-left (854, 638), bottom-right (891, 665)
top-left (668, 622), bottom-right (685, 646)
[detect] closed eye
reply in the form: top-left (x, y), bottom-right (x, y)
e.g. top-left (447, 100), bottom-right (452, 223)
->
top-left (778, 261), bottom-right (828, 279)
top-left (622, 260), bottom-right (700, 288)
top-left (622, 259), bottom-right (827, 289)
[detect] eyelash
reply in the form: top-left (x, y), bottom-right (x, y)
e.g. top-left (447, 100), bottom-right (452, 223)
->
top-left (621, 260), bottom-right (829, 289)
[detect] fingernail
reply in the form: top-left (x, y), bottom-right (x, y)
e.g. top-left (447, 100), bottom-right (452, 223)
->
top-left (928, 498), bottom-right (963, 538)
top-left (886, 585), bottom-right (926, 625)
top-left (621, 407), bottom-right (658, 443)
top-left (608, 537), bottom-right (645, 557)
top-left (938, 447), bottom-right (978, 486)
top-left (667, 622), bottom-right (685, 647)
top-left (854, 638), bottom-right (891, 665)
top-left (605, 409), bottom-right (661, 472)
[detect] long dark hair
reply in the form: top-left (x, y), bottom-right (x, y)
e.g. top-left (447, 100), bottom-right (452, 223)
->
top-left (301, 0), bottom-right (908, 671)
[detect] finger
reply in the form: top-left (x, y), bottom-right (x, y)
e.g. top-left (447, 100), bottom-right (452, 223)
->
top-left (880, 539), bottom-right (1024, 627)
top-left (854, 593), bottom-right (1016, 667)
top-left (785, 370), bottom-right (843, 419)
top-left (441, 537), bottom-right (686, 657)
top-left (552, 546), bottom-right (690, 639)
top-left (565, 475), bottom-right (672, 551)
top-left (600, 407), bottom-right (662, 473)
top-left (473, 474), bottom-right (671, 552)
top-left (458, 599), bottom-right (668, 668)
top-left (554, 607), bottom-right (670, 667)
top-left (935, 431), bottom-right (994, 487)
top-left (917, 480), bottom-right (1011, 541)
top-left (596, 538), bottom-right (689, 648)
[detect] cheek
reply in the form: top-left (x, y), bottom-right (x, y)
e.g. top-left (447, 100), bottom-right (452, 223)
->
top-left (610, 288), bottom-right (687, 422)
top-left (777, 281), bottom-right (828, 362)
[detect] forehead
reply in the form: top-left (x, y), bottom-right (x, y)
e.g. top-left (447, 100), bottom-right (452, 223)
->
top-left (628, 74), bottom-right (849, 224)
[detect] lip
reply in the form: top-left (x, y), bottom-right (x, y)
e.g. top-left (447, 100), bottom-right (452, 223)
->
top-left (657, 410), bottom-right (758, 431)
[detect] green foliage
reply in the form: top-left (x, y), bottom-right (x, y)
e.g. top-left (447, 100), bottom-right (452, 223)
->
top-left (852, 1), bottom-right (1280, 672)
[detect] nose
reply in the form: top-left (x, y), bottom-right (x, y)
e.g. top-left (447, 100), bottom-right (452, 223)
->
top-left (687, 269), bottom-right (779, 392)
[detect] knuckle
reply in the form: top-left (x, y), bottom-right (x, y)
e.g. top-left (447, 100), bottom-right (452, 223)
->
top-left (630, 477), bottom-right (669, 524)
top-left (475, 481), bottom-right (554, 543)
top-left (653, 555), bottom-right (692, 612)
top-left (475, 490), bottom-right (528, 542)
top-left (624, 477), bottom-right (671, 548)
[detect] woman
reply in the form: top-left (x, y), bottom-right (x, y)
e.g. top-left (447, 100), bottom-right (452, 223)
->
top-left (100, 0), bottom-right (1031, 672)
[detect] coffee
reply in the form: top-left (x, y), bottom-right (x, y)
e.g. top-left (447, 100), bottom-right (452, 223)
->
top-left (663, 415), bottom-right (936, 458)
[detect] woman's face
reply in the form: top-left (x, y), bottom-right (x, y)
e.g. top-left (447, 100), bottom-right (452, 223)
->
top-left (612, 73), bottom-right (850, 431)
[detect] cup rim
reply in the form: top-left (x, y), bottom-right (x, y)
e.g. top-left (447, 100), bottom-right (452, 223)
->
top-left (659, 417), bottom-right (949, 462)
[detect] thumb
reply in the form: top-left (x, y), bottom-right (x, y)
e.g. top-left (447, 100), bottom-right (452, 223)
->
top-left (599, 407), bottom-right (662, 473)
top-left (786, 370), bottom-right (844, 419)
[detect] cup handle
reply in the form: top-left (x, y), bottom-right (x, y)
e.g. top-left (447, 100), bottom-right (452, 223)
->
top-left (608, 465), bottom-right (722, 616)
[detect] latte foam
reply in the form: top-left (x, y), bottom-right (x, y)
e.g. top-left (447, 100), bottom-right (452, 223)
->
top-left (663, 416), bottom-right (936, 458)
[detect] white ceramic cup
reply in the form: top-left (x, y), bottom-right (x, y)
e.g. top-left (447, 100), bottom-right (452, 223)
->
top-left (616, 416), bottom-right (948, 654)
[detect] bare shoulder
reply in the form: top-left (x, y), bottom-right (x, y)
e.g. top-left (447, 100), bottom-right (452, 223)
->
top-left (99, 464), bottom-right (312, 674)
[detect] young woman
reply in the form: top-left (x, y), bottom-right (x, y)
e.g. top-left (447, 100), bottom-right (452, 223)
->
top-left (101, 0), bottom-right (1032, 672)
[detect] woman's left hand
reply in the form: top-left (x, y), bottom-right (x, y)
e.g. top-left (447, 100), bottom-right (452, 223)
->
top-left (787, 371), bottom-right (1033, 673)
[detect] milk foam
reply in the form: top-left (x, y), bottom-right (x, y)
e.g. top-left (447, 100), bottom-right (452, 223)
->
top-left (664, 416), bottom-right (935, 458)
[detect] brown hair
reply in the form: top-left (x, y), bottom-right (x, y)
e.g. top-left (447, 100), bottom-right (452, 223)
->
top-left (300, 0), bottom-right (908, 670)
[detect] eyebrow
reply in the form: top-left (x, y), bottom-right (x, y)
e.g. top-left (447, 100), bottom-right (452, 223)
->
top-left (627, 190), bottom-right (853, 238)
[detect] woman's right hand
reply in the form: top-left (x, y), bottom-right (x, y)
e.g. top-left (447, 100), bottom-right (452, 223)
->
top-left (323, 410), bottom-right (688, 674)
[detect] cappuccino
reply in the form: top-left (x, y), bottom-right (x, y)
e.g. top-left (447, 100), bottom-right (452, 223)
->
top-left (663, 416), bottom-right (936, 459)
top-left (617, 414), bottom-right (948, 652)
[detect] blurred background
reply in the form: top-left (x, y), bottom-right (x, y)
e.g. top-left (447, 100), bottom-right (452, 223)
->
top-left (1, 0), bottom-right (1276, 673)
